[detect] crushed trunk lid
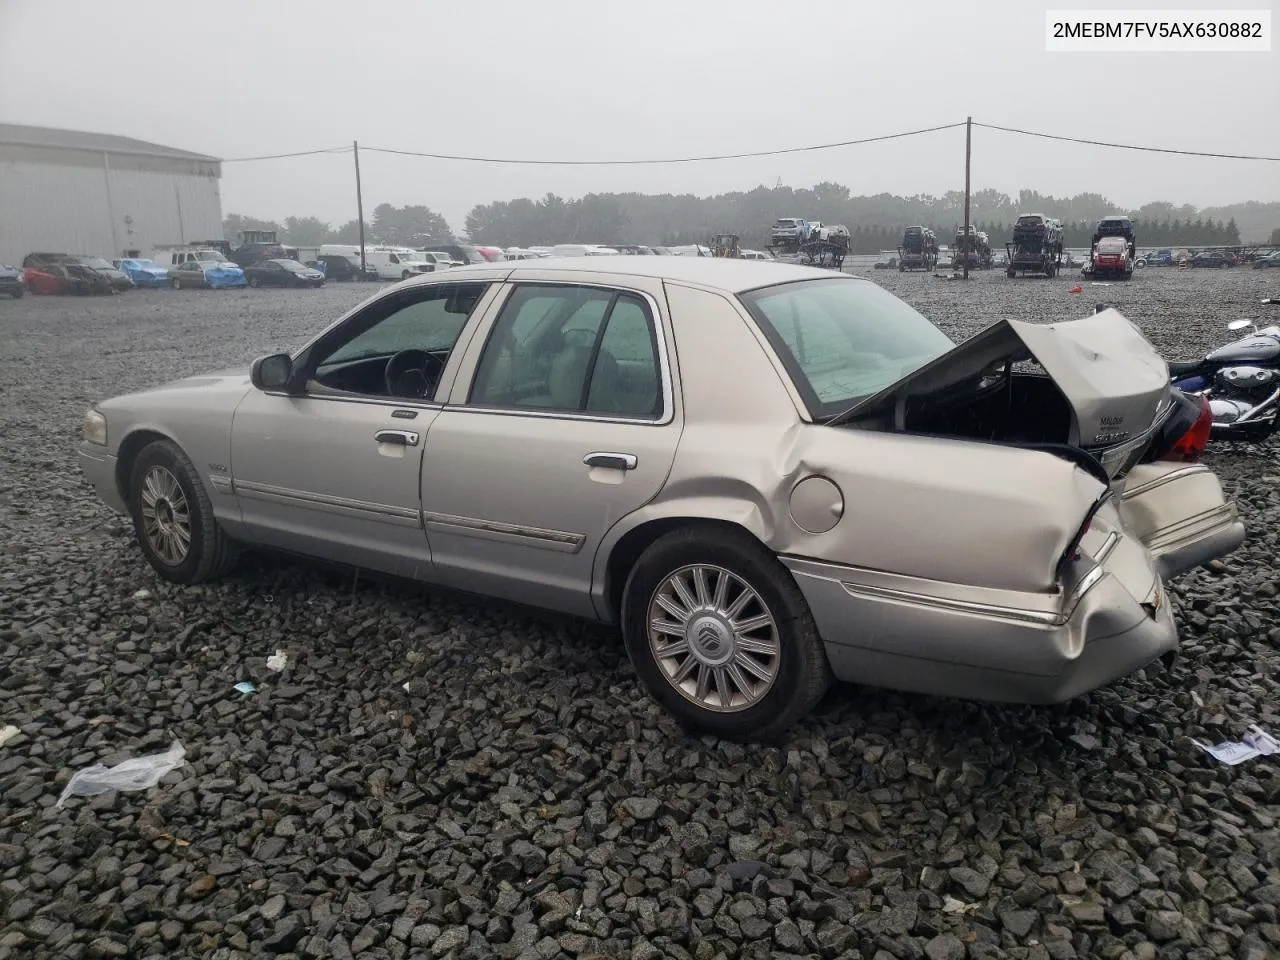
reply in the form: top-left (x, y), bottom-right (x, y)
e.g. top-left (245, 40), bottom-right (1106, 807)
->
top-left (837, 308), bottom-right (1175, 477)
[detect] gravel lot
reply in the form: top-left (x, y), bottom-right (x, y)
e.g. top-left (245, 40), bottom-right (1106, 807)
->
top-left (2, 266), bottom-right (1278, 960)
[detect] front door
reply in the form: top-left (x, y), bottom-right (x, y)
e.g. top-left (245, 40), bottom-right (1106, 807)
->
top-left (421, 280), bottom-right (682, 617)
top-left (229, 280), bottom-right (495, 580)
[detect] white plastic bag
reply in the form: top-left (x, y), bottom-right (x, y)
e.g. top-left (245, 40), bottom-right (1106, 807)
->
top-left (57, 741), bottom-right (187, 808)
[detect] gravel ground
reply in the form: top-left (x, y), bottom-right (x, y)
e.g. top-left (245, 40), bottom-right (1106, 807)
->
top-left (1, 267), bottom-right (1278, 960)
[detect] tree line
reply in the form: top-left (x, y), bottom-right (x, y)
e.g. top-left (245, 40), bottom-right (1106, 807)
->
top-left (225, 185), bottom-right (1277, 252)
top-left (223, 203), bottom-right (453, 248)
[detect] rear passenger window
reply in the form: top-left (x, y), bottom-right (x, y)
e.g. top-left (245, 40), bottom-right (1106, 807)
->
top-left (586, 297), bottom-right (660, 417)
top-left (469, 285), bottom-right (663, 419)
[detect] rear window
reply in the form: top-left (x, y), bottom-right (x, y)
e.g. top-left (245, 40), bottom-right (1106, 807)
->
top-left (738, 277), bottom-right (954, 419)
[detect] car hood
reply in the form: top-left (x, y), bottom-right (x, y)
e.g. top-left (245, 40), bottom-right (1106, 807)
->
top-left (123, 371), bottom-right (250, 396)
top-left (841, 309), bottom-right (1173, 452)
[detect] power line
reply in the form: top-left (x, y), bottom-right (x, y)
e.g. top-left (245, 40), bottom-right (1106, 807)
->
top-left (973, 121), bottom-right (1280, 162)
top-left (359, 122), bottom-right (966, 165)
top-left (221, 146), bottom-right (349, 163)
top-left (212, 122), bottom-right (1280, 167)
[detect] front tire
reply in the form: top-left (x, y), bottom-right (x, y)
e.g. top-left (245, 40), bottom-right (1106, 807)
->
top-left (621, 526), bottom-right (832, 741)
top-left (128, 440), bottom-right (238, 584)
top-left (171, 278), bottom-right (181, 290)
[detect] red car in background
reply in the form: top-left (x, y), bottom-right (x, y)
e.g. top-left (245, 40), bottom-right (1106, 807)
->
top-left (23, 262), bottom-right (113, 295)
top-left (1089, 236), bottom-right (1135, 280)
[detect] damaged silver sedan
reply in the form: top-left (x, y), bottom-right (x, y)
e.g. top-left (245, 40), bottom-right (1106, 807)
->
top-left (77, 258), bottom-right (1245, 739)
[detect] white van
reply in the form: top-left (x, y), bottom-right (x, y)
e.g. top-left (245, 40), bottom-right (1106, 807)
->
top-left (362, 246), bottom-right (435, 281)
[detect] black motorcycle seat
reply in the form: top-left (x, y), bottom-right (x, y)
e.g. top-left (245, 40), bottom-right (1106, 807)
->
top-left (1168, 360), bottom-right (1205, 377)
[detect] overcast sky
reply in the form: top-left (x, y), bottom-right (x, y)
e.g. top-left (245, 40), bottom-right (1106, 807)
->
top-left (2, 0), bottom-right (1276, 232)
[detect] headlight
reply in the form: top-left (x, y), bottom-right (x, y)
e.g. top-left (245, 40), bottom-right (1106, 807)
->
top-left (83, 409), bottom-right (108, 446)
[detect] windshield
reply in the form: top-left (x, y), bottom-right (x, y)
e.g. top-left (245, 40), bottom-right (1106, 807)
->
top-left (273, 259), bottom-right (305, 270)
top-left (79, 257), bottom-right (115, 270)
top-left (737, 277), bottom-right (955, 419)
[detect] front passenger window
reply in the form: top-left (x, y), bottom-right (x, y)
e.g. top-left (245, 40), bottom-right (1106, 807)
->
top-left (307, 282), bottom-right (488, 399)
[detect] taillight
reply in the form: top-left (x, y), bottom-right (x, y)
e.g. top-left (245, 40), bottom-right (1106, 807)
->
top-left (1160, 395), bottom-right (1212, 462)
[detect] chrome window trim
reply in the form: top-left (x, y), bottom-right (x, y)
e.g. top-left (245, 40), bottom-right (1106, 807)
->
top-left (455, 281), bottom-right (676, 427)
top-left (259, 390), bottom-right (445, 412)
top-left (284, 273), bottom-right (512, 364)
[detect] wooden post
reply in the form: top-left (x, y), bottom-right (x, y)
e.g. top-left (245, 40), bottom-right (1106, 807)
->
top-left (354, 141), bottom-right (367, 277)
top-left (963, 116), bottom-right (972, 280)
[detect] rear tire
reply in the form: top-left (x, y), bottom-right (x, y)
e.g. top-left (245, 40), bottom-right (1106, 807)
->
top-left (621, 526), bottom-right (832, 741)
top-left (128, 439), bottom-right (239, 585)
top-left (171, 278), bottom-right (181, 290)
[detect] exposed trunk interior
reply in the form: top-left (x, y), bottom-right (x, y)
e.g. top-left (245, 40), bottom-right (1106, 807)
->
top-left (888, 366), bottom-right (1073, 446)
top-left (837, 311), bottom-right (1176, 479)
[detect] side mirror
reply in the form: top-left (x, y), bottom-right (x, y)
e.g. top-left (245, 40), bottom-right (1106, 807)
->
top-left (1227, 319), bottom-right (1254, 332)
top-left (250, 353), bottom-right (296, 391)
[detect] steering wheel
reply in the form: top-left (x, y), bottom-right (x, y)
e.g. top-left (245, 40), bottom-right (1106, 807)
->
top-left (384, 349), bottom-right (443, 399)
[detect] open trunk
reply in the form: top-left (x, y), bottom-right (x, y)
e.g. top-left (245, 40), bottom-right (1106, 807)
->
top-left (841, 309), bottom-right (1176, 479)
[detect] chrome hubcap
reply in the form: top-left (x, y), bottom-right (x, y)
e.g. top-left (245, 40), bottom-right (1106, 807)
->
top-left (140, 466), bottom-right (191, 565)
top-left (647, 564), bottom-right (781, 713)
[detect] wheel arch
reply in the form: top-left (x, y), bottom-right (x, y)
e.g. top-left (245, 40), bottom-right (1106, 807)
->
top-left (114, 427), bottom-right (179, 501)
top-left (596, 504), bottom-right (777, 625)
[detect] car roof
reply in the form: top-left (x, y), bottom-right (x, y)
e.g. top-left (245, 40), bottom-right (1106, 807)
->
top-left (409, 254), bottom-right (851, 294)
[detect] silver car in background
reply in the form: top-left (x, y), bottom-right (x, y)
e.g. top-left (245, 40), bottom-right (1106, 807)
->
top-left (78, 258), bottom-right (1245, 739)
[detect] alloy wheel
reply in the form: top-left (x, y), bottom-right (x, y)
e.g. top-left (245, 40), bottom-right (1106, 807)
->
top-left (139, 466), bottom-right (191, 565)
top-left (646, 564), bottom-right (781, 712)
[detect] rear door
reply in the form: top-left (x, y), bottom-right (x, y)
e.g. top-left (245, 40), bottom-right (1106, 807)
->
top-left (420, 275), bottom-right (682, 618)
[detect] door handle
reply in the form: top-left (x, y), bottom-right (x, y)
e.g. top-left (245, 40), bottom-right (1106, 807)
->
top-left (375, 429), bottom-right (420, 446)
top-left (583, 451), bottom-right (637, 471)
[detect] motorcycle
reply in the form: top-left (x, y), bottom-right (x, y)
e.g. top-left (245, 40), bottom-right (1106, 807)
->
top-left (1167, 299), bottom-right (1280, 440)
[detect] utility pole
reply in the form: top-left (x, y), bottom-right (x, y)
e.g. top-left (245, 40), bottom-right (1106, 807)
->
top-left (353, 140), bottom-right (366, 277)
top-left (962, 116), bottom-right (972, 280)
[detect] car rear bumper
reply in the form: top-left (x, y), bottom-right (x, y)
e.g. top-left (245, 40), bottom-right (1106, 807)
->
top-left (77, 443), bottom-right (126, 515)
top-left (784, 534), bottom-right (1175, 705)
top-left (783, 464), bottom-right (1243, 705)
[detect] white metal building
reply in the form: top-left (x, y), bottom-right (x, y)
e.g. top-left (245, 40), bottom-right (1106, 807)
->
top-left (0, 124), bottom-right (223, 265)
